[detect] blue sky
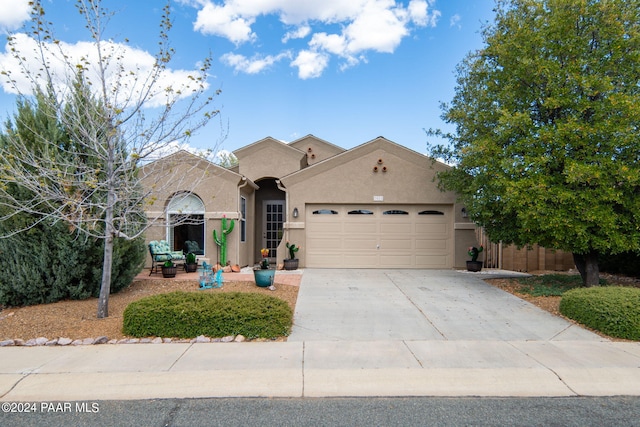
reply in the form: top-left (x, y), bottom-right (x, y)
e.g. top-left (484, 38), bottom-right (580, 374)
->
top-left (0, 0), bottom-right (496, 157)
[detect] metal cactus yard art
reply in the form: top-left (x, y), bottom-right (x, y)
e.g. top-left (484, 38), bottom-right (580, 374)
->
top-left (213, 215), bottom-right (235, 266)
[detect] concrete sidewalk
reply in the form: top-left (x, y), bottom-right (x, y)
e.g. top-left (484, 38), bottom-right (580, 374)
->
top-left (1, 340), bottom-right (639, 400)
top-left (1, 269), bottom-right (639, 400)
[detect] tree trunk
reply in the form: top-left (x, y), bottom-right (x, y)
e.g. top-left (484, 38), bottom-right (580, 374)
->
top-left (573, 250), bottom-right (600, 287)
top-left (97, 233), bottom-right (114, 318)
top-left (97, 133), bottom-right (116, 319)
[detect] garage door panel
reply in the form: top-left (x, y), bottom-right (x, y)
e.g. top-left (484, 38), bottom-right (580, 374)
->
top-left (309, 238), bottom-right (341, 250)
top-left (382, 254), bottom-right (413, 266)
top-left (344, 238), bottom-right (377, 250)
top-left (344, 254), bottom-right (378, 266)
top-left (415, 223), bottom-right (449, 234)
top-left (380, 238), bottom-right (413, 250)
top-left (307, 253), bottom-right (343, 267)
top-left (380, 222), bottom-right (412, 233)
top-left (347, 223), bottom-right (378, 234)
top-left (415, 239), bottom-right (449, 250)
top-left (306, 204), bottom-right (453, 268)
top-left (415, 255), bottom-right (449, 267)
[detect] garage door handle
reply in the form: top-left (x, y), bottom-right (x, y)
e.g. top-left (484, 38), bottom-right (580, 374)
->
top-left (376, 244), bottom-right (380, 249)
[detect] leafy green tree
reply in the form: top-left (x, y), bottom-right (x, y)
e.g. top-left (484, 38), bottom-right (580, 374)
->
top-left (428, 0), bottom-right (640, 286)
top-left (0, 0), bottom-right (221, 317)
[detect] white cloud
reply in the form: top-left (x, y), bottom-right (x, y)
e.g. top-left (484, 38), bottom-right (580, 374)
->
top-left (291, 50), bottom-right (330, 80)
top-left (282, 25), bottom-right (311, 43)
top-left (0, 0), bottom-right (30, 32)
top-left (187, 0), bottom-right (440, 78)
top-left (221, 51), bottom-right (291, 74)
top-left (193, 1), bottom-right (256, 45)
top-left (450, 14), bottom-right (461, 29)
top-left (0, 33), bottom-right (209, 108)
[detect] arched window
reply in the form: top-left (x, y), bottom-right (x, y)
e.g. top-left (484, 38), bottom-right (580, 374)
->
top-left (167, 192), bottom-right (205, 254)
top-left (313, 209), bottom-right (338, 215)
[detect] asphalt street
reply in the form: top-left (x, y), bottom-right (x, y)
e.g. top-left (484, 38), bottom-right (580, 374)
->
top-left (2, 397), bottom-right (640, 426)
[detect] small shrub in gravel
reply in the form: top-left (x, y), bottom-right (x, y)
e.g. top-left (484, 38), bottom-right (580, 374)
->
top-left (559, 287), bottom-right (640, 340)
top-left (122, 291), bottom-right (293, 339)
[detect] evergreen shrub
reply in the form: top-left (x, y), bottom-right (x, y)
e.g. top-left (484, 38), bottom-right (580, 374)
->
top-left (559, 287), bottom-right (640, 340)
top-left (0, 221), bottom-right (145, 307)
top-left (123, 291), bottom-right (293, 339)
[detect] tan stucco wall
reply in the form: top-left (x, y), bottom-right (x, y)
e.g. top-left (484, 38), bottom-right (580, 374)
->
top-left (289, 135), bottom-right (345, 166)
top-left (234, 138), bottom-right (305, 182)
top-left (141, 151), bottom-right (253, 268)
top-left (278, 139), bottom-right (475, 268)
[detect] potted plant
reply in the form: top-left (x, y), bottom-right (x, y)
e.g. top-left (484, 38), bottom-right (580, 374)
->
top-left (283, 241), bottom-right (299, 270)
top-left (253, 248), bottom-right (275, 287)
top-left (161, 260), bottom-right (178, 278)
top-left (185, 252), bottom-right (198, 273)
top-left (467, 246), bottom-right (484, 272)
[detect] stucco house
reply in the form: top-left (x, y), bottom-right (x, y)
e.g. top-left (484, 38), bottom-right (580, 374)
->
top-left (142, 135), bottom-right (478, 270)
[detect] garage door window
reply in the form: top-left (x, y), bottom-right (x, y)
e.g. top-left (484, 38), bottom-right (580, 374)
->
top-left (348, 209), bottom-right (373, 215)
top-left (418, 210), bottom-right (445, 215)
top-left (383, 209), bottom-right (408, 215)
top-left (313, 209), bottom-right (338, 215)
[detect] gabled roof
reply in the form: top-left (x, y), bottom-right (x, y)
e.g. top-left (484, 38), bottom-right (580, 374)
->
top-left (142, 149), bottom-right (255, 187)
top-left (233, 136), bottom-right (304, 159)
top-left (288, 134), bottom-right (345, 154)
top-left (280, 136), bottom-right (450, 186)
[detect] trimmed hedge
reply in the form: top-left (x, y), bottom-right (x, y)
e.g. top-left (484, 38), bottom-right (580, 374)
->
top-left (559, 287), bottom-right (640, 340)
top-left (123, 291), bottom-right (293, 339)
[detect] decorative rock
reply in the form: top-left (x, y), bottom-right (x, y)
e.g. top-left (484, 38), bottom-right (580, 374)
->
top-left (234, 335), bottom-right (246, 343)
top-left (35, 337), bottom-right (49, 346)
top-left (212, 338), bottom-right (221, 342)
top-left (45, 339), bottom-right (58, 346)
top-left (25, 339), bottom-right (37, 346)
top-left (0, 339), bottom-right (15, 346)
top-left (221, 335), bottom-right (235, 343)
top-left (195, 335), bottom-right (211, 343)
top-left (81, 337), bottom-right (95, 345)
top-left (140, 338), bottom-right (153, 344)
top-left (57, 337), bottom-right (72, 346)
top-left (14, 339), bottom-right (25, 346)
top-left (117, 339), bottom-right (129, 344)
top-left (94, 336), bottom-right (109, 345)
top-left (152, 337), bottom-right (163, 344)
top-left (162, 338), bottom-right (173, 343)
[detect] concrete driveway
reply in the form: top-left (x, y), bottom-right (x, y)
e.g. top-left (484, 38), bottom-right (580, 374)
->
top-left (288, 269), bottom-right (603, 342)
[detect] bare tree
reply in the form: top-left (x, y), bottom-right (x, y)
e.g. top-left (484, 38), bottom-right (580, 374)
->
top-left (0, 0), bottom-right (222, 317)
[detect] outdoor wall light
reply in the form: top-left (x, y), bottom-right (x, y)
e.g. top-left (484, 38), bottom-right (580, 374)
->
top-left (293, 207), bottom-right (299, 218)
top-left (461, 207), bottom-right (468, 218)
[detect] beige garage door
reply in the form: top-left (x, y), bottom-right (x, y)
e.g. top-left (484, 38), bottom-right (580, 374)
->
top-left (305, 204), bottom-right (453, 268)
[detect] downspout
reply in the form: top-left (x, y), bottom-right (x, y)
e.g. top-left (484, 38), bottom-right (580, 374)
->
top-left (275, 179), bottom-right (288, 266)
top-left (237, 176), bottom-right (250, 267)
